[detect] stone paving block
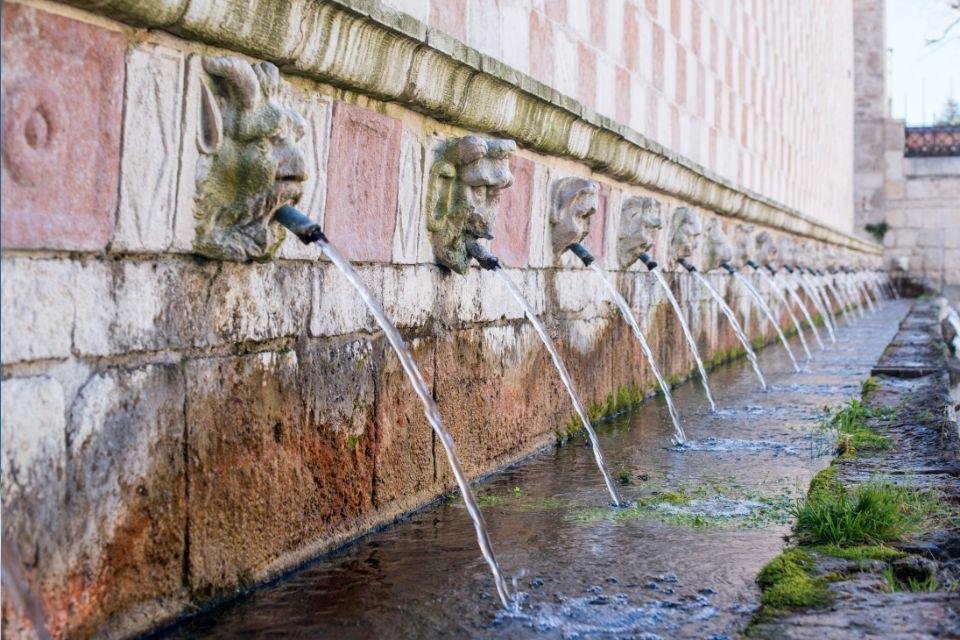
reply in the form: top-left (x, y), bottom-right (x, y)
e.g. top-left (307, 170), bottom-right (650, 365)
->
top-left (112, 44), bottom-right (184, 253)
top-left (323, 103), bottom-right (401, 263)
top-left (492, 155), bottom-right (535, 268)
top-left (1, 5), bottom-right (124, 251)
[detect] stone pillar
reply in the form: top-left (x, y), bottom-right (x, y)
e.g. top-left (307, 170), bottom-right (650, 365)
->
top-left (853, 0), bottom-right (888, 239)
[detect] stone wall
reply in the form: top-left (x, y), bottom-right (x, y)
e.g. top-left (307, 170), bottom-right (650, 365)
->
top-left (1, 1), bottom-right (879, 638)
top-left (853, 0), bottom-right (888, 240)
top-left (883, 122), bottom-right (960, 302)
top-left (385, 0), bottom-right (856, 230)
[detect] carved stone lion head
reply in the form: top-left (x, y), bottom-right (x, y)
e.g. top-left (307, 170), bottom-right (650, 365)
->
top-left (617, 196), bottom-right (662, 268)
top-left (426, 136), bottom-right (516, 273)
top-left (194, 56), bottom-right (307, 261)
top-left (550, 177), bottom-right (598, 258)
top-left (670, 206), bottom-right (703, 261)
top-left (734, 223), bottom-right (756, 266)
top-left (704, 218), bottom-right (734, 271)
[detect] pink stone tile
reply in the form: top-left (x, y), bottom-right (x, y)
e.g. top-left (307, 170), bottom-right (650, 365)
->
top-left (714, 78), bottom-right (723, 128)
top-left (430, 0), bottom-right (467, 41)
top-left (615, 67), bottom-right (631, 123)
top-left (577, 43), bottom-right (597, 107)
top-left (670, 0), bottom-right (681, 38)
top-left (529, 10), bottom-right (553, 84)
top-left (696, 63), bottom-right (706, 117)
top-left (724, 37), bottom-right (733, 85)
top-left (670, 105), bottom-right (681, 151)
top-left (589, 1), bottom-right (606, 49)
top-left (652, 24), bottom-right (665, 90)
top-left (324, 103), bottom-right (401, 262)
top-left (491, 156), bottom-right (534, 268)
top-left (675, 45), bottom-right (687, 106)
top-left (582, 182), bottom-right (608, 267)
top-left (691, 3), bottom-right (702, 56)
top-left (623, 3), bottom-right (640, 72)
top-left (646, 88), bottom-right (658, 135)
top-left (709, 126), bottom-right (717, 167)
top-left (709, 20), bottom-right (718, 72)
top-left (1, 5), bottom-right (123, 251)
top-left (544, 0), bottom-right (566, 23)
top-left (645, 0), bottom-right (658, 19)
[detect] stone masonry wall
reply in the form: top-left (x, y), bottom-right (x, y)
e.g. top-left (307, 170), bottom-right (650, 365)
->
top-left (853, 0), bottom-right (888, 240)
top-left (386, 0), bottom-right (856, 230)
top-left (882, 122), bottom-right (960, 303)
top-left (1, 1), bottom-right (879, 638)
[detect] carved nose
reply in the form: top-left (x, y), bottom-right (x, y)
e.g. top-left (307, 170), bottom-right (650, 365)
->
top-left (276, 144), bottom-right (307, 182)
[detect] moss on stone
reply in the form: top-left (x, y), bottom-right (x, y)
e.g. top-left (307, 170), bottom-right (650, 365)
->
top-left (812, 544), bottom-right (905, 562)
top-left (756, 548), bottom-right (831, 612)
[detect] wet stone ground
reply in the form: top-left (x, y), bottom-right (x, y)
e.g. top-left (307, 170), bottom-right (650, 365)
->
top-left (160, 301), bottom-right (911, 639)
top-left (750, 300), bottom-right (960, 639)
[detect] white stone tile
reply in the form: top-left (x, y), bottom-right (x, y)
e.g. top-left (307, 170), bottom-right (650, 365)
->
top-left (382, 0), bottom-right (430, 22)
top-left (528, 164), bottom-right (553, 268)
top-left (596, 55), bottom-right (617, 118)
top-left (554, 27), bottom-right (578, 98)
top-left (468, 0), bottom-right (502, 59)
top-left (605, 0), bottom-right (625, 59)
top-left (1, 259), bottom-right (77, 364)
top-left (311, 263), bottom-right (382, 336)
top-left (392, 130), bottom-right (431, 264)
top-left (383, 265), bottom-right (440, 328)
top-left (113, 44), bottom-right (184, 253)
top-left (172, 55), bottom-right (204, 253)
top-left (1, 376), bottom-right (65, 493)
top-left (499, 0), bottom-right (530, 73)
top-left (72, 261), bottom-right (116, 357)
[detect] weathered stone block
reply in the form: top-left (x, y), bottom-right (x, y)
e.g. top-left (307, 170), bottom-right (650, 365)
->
top-left (1, 259), bottom-right (77, 364)
top-left (392, 130), bottom-right (432, 264)
top-left (311, 263), bottom-right (382, 337)
top-left (323, 103), bottom-right (401, 262)
top-left (1, 5), bottom-right (124, 251)
top-left (61, 364), bottom-right (186, 638)
top-left (112, 44), bottom-right (184, 253)
top-left (492, 155), bottom-right (535, 268)
top-left (382, 265), bottom-right (440, 329)
top-left (581, 182), bottom-right (609, 266)
top-left (372, 335), bottom-right (437, 509)
top-left (186, 347), bottom-right (376, 594)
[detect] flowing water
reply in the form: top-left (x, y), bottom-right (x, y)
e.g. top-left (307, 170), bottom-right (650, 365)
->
top-left (857, 277), bottom-right (877, 312)
top-left (690, 272), bottom-right (767, 389)
top-left (317, 241), bottom-right (511, 606)
top-left (793, 273), bottom-right (837, 343)
top-left (163, 300), bottom-right (911, 640)
top-left (497, 269), bottom-right (623, 506)
top-left (809, 275), bottom-right (840, 334)
top-left (841, 275), bottom-right (866, 318)
top-left (823, 280), bottom-right (851, 326)
top-left (732, 272), bottom-right (800, 372)
top-left (755, 269), bottom-right (812, 360)
top-left (784, 274), bottom-right (826, 350)
top-left (588, 263), bottom-right (686, 444)
top-left (651, 269), bottom-right (717, 412)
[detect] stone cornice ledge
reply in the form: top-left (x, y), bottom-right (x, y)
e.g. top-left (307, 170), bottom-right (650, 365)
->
top-left (63, 0), bottom-right (880, 254)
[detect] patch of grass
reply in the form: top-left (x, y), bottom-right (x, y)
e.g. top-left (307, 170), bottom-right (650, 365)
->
top-left (812, 544), bottom-right (905, 562)
top-left (821, 399), bottom-right (892, 456)
top-left (794, 477), bottom-right (939, 547)
top-left (881, 565), bottom-right (945, 593)
top-left (756, 548), bottom-right (832, 610)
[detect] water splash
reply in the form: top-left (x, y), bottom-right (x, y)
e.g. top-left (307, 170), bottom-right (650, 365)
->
top-left (651, 269), bottom-right (717, 412)
top-left (496, 269), bottom-right (624, 506)
top-left (690, 272), bottom-right (766, 389)
top-left (793, 273), bottom-right (837, 343)
top-left (588, 263), bottom-right (686, 444)
top-left (755, 269), bottom-right (812, 360)
top-left (671, 437), bottom-right (799, 455)
top-left (732, 272), bottom-right (800, 372)
top-left (783, 275), bottom-right (826, 350)
top-left (1, 534), bottom-right (51, 640)
top-left (317, 240), bottom-right (511, 607)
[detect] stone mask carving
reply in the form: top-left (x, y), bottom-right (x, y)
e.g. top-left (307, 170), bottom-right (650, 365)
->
top-left (550, 177), bottom-right (598, 258)
top-left (756, 231), bottom-right (779, 265)
top-left (670, 206), bottom-right (702, 261)
top-left (426, 135), bottom-right (516, 274)
top-left (734, 223), bottom-right (756, 266)
top-left (775, 237), bottom-right (797, 266)
top-left (194, 57), bottom-right (307, 261)
top-left (617, 196), bottom-right (662, 268)
top-left (704, 219), bottom-right (734, 271)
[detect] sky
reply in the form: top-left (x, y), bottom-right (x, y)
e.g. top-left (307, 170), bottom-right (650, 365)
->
top-left (886, 0), bottom-right (960, 125)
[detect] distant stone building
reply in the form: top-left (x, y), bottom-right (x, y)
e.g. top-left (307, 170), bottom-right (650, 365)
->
top-left (853, 0), bottom-right (960, 300)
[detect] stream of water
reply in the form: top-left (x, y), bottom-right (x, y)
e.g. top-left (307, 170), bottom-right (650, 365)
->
top-left (317, 241), bottom-right (512, 607)
top-left (793, 273), bottom-right (837, 343)
top-left (651, 270), bottom-right (717, 412)
top-left (755, 269), bottom-right (811, 360)
top-left (784, 274), bottom-right (825, 351)
top-left (690, 272), bottom-right (767, 389)
top-left (732, 272), bottom-right (800, 372)
top-left (497, 269), bottom-right (623, 506)
top-left (588, 263), bottom-right (686, 444)
top-left (163, 300), bottom-right (910, 640)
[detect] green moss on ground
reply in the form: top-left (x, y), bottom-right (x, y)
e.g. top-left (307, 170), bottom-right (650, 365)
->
top-left (813, 544), bottom-right (905, 562)
top-left (820, 398), bottom-right (892, 457)
top-left (756, 548), bottom-right (831, 611)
